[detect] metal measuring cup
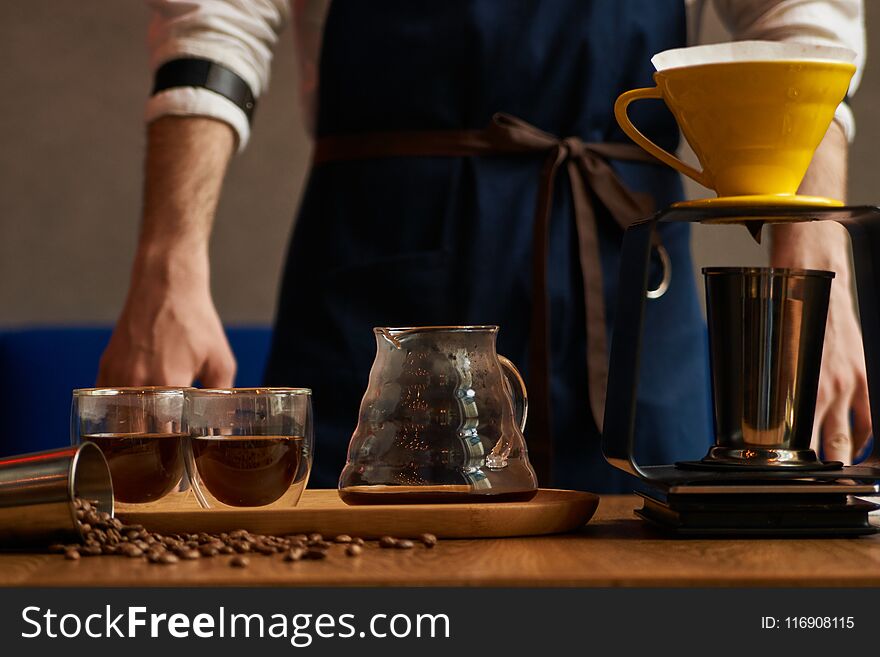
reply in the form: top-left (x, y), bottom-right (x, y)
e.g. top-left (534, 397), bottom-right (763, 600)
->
top-left (0, 443), bottom-right (113, 547)
top-left (703, 266), bottom-right (834, 467)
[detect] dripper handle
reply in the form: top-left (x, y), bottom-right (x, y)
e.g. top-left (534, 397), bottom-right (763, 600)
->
top-left (614, 86), bottom-right (713, 190)
top-left (498, 355), bottom-right (528, 433)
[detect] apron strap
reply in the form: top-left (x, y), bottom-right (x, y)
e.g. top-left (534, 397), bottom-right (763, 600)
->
top-left (314, 112), bottom-right (659, 484)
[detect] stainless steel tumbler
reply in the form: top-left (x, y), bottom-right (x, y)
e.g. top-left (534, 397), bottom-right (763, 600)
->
top-left (0, 443), bottom-right (113, 546)
top-left (703, 267), bottom-right (834, 467)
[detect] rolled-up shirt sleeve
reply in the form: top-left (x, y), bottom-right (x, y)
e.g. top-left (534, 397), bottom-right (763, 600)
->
top-left (711, 0), bottom-right (865, 141)
top-left (145, 0), bottom-right (289, 150)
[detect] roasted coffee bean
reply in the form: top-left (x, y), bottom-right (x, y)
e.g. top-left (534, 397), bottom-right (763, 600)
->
top-left (146, 549), bottom-right (165, 563)
top-left (284, 548), bottom-right (305, 562)
top-left (352, 537), bottom-right (365, 546)
top-left (230, 556), bottom-right (249, 568)
top-left (64, 549), bottom-right (80, 561)
top-left (179, 549), bottom-right (200, 560)
top-left (121, 545), bottom-right (144, 558)
top-left (79, 523), bottom-right (92, 533)
top-left (345, 544), bottom-right (363, 557)
top-left (254, 543), bottom-right (277, 556)
top-left (334, 534), bottom-right (352, 544)
top-left (308, 533), bottom-right (323, 542)
top-left (395, 540), bottom-right (414, 550)
top-left (419, 533), bottom-right (438, 548)
top-left (80, 544), bottom-right (103, 556)
top-left (220, 545), bottom-right (235, 555)
top-left (199, 545), bottom-right (220, 557)
top-left (302, 548), bottom-right (328, 560)
top-left (233, 541), bottom-right (251, 554)
top-left (379, 536), bottom-right (397, 548)
top-left (308, 540), bottom-right (332, 549)
top-left (158, 553), bottom-right (179, 565)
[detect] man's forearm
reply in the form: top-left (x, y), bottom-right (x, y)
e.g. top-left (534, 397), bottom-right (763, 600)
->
top-left (770, 120), bottom-right (850, 282)
top-left (136, 116), bottom-right (235, 271)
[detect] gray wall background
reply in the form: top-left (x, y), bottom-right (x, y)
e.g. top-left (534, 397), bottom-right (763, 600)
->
top-left (1, 2), bottom-right (877, 327)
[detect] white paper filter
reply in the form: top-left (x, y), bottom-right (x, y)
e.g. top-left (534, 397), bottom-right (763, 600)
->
top-left (652, 40), bottom-right (856, 71)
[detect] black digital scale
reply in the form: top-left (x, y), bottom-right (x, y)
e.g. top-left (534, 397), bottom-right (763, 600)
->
top-left (602, 205), bottom-right (880, 536)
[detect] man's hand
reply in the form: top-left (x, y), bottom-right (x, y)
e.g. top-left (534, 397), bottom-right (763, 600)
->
top-left (771, 121), bottom-right (871, 463)
top-left (97, 246), bottom-right (236, 387)
top-left (97, 116), bottom-right (237, 388)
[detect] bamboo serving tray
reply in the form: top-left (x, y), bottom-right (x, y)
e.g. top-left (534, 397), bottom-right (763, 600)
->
top-left (118, 489), bottom-right (599, 539)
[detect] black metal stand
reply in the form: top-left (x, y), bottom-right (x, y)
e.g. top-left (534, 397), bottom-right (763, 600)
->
top-left (601, 206), bottom-right (880, 535)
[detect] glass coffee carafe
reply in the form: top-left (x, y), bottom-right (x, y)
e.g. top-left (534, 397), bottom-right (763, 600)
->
top-left (338, 326), bottom-right (538, 504)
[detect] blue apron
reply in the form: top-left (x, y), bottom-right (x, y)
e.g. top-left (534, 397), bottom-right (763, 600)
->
top-left (265, 0), bottom-right (712, 492)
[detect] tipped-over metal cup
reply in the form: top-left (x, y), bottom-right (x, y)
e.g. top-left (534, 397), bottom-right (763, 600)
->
top-left (703, 267), bottom-right (834, 468)
top-left (0, 443), bottom-right (113, 547)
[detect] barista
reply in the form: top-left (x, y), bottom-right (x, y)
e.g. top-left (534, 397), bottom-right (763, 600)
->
top-left (99, 0), bottom-right (870, 491)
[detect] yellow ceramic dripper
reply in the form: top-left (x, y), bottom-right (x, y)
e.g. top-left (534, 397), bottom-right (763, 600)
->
top-left (614, 41), bottom-right (856, 209)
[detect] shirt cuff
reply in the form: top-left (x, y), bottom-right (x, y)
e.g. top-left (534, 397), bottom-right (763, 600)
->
top-left (834, 102), bottom-right (856, 143)
top-left (145, 87), bottom-right (251, 152)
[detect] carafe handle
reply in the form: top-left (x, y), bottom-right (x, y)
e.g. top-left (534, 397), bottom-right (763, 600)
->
top-left (498, 355), bottom-right (528, 433)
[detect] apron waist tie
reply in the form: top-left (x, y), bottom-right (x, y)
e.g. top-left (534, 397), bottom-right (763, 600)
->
top-left (314, 112), bottom-right (660, 484)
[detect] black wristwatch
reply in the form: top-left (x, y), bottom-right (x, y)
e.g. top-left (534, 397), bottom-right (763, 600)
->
top-left (152, 58), bottom-right (256, 122)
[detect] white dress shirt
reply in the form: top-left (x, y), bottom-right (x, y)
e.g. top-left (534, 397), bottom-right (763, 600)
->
top-left (145, 0), bottom-right (865, 151)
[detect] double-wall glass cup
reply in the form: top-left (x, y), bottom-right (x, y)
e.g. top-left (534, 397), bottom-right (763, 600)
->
top-left (184, 388), bottom-right (313, 509)
top-left (71, 387), bottom-right (186, 508)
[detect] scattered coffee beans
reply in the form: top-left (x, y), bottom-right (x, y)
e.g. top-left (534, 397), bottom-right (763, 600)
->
top-left (379, 536), bottom-right (397, 548)
top-left (62, 497), bottom-right (440, 569)
top-left (284, 548), bottom-right (305, 562)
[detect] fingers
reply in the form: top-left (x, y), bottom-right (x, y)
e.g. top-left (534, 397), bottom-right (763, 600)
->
top-left (198, 345), bottom-right (237, 388)
top-left (851, 379), bottom-right (873, 459)
top-left (96, 342), bottom-right (150, 387)
top-left (821, 404), bottom-right (853, 465)
top-left (811, 387), bottom-right (831, 453)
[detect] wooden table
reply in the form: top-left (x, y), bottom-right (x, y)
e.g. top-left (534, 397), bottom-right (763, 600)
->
top-left (3, 495), bottom-right (880, 587)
